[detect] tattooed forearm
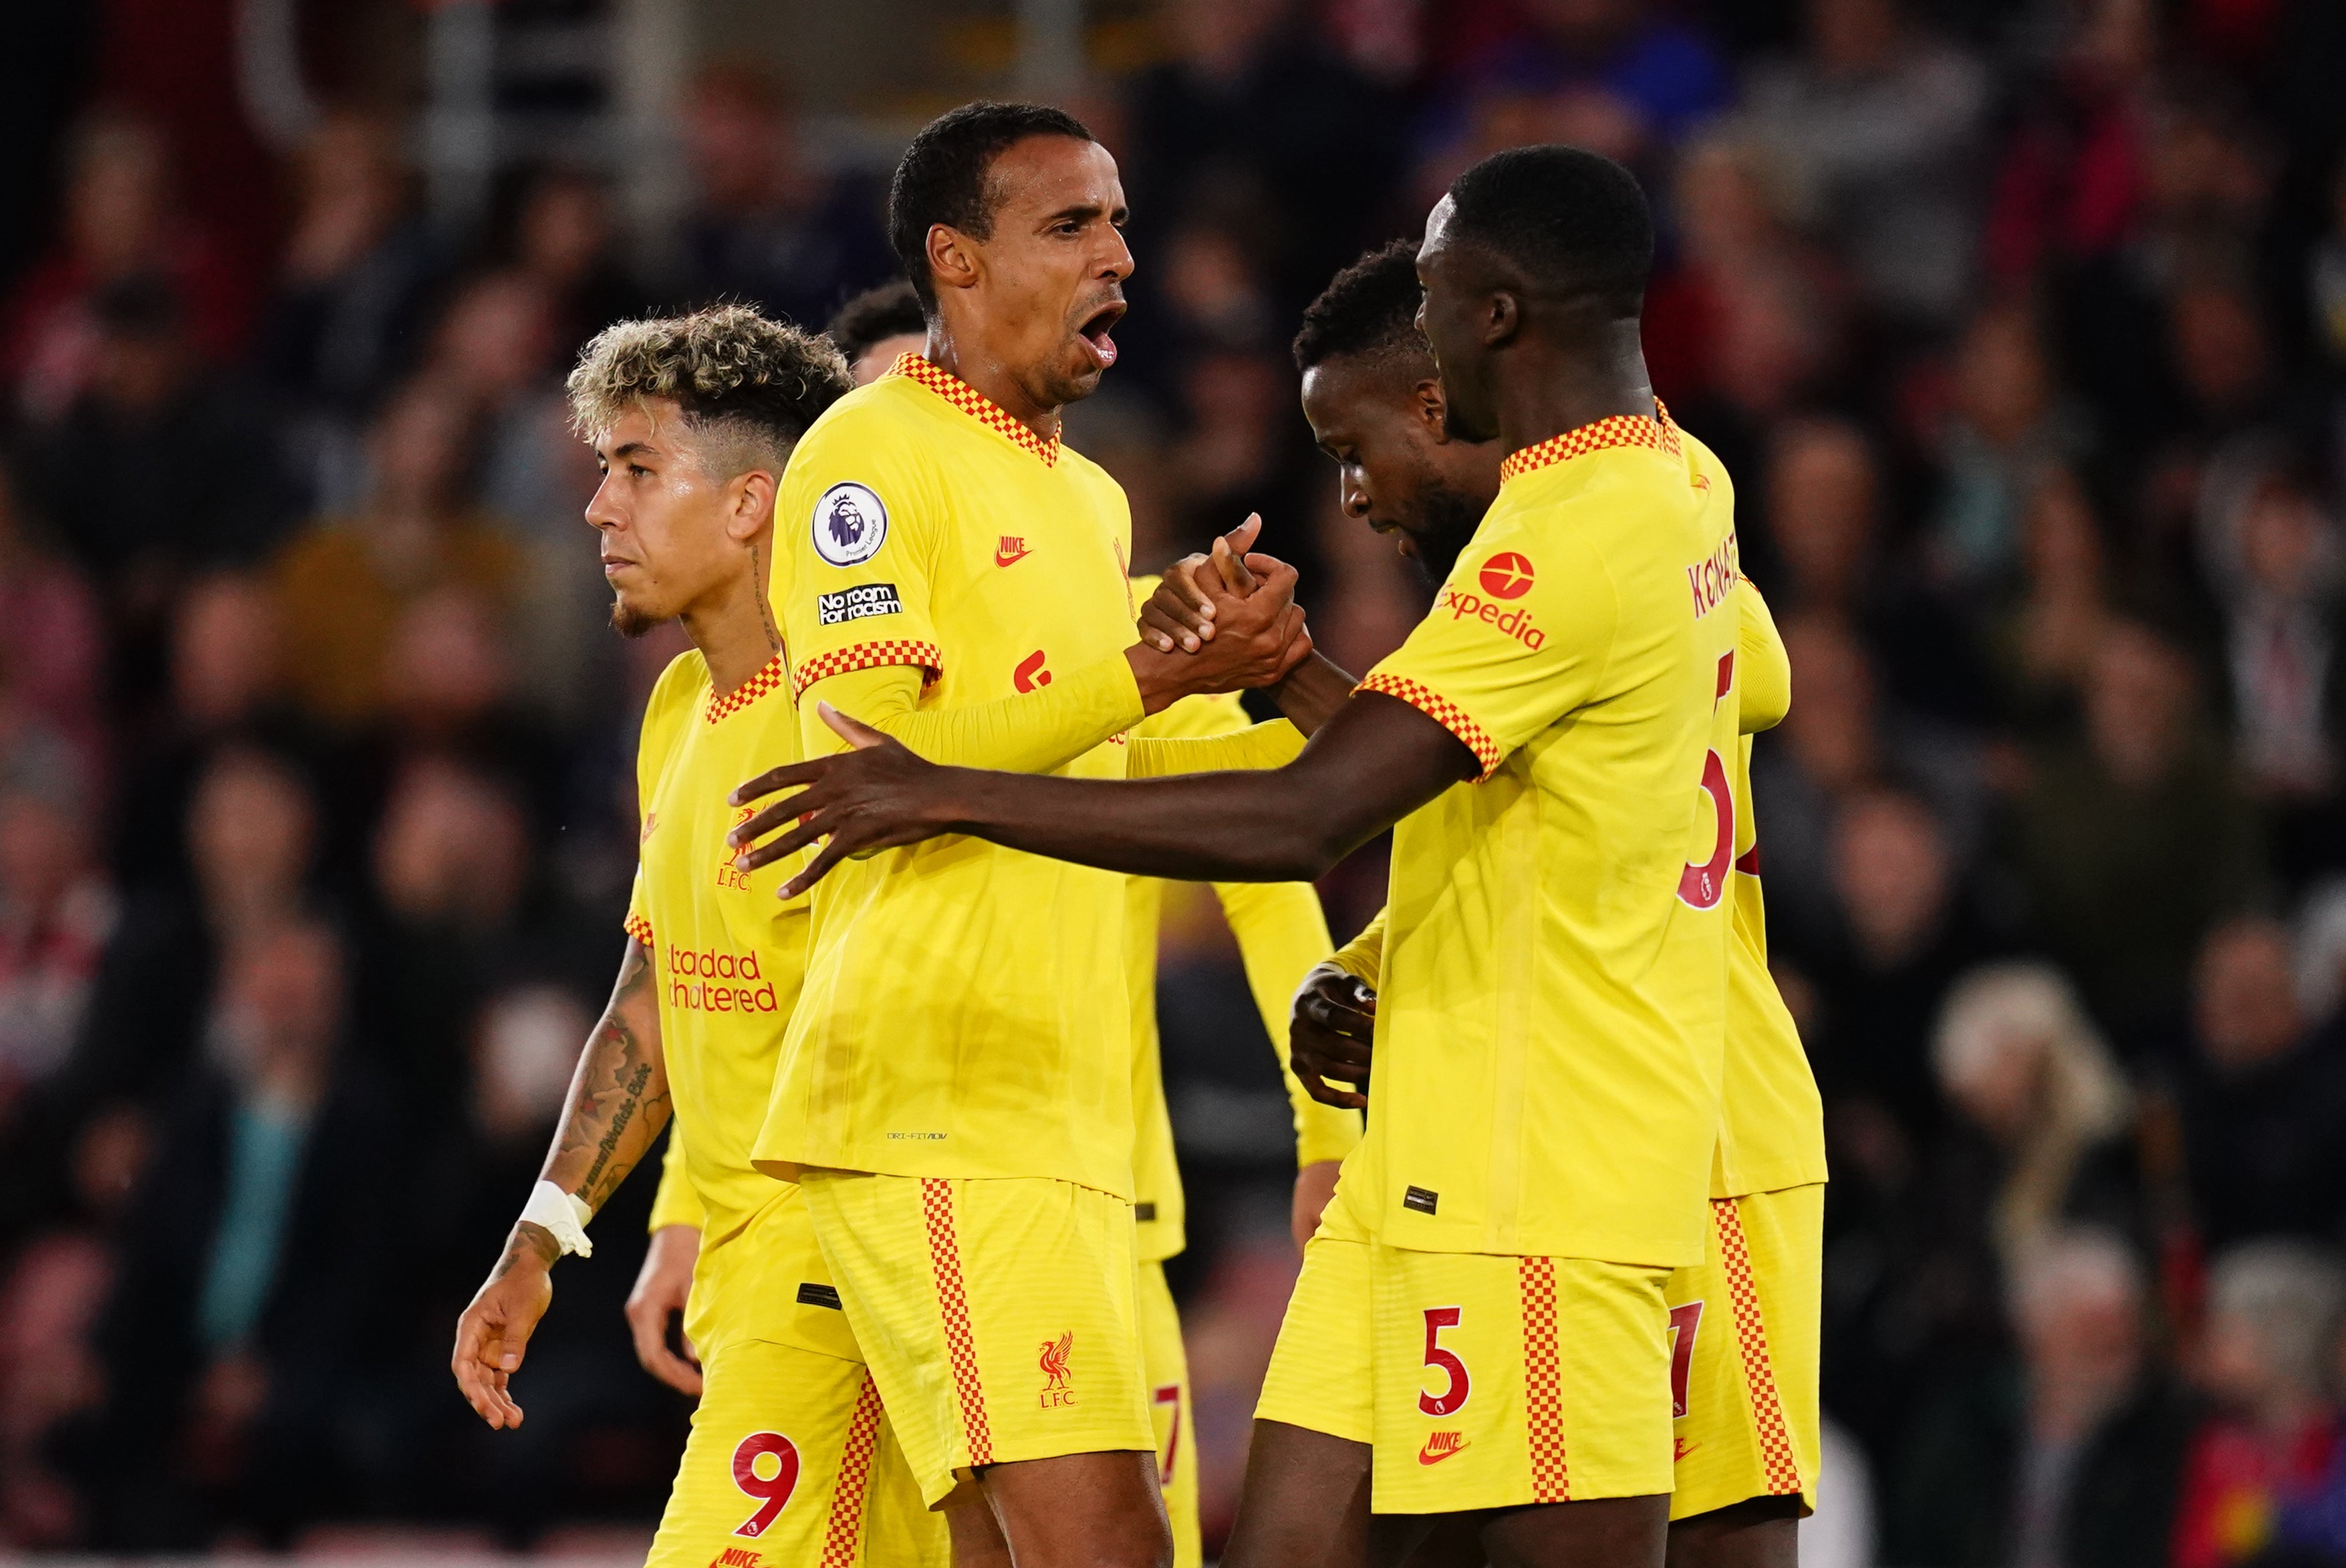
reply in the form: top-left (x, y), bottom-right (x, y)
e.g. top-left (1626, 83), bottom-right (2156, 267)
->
top-left (581, 1061), bottom-right (653, 1202)
top-left (537, 937), bottom-right (670, 1216)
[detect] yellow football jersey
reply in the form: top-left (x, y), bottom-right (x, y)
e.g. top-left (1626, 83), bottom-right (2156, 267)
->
top-left (754, 354), bottom-right (1144, 1198)
top-left (1349, 409), bottom-right (1742, 1267)
top-left (627, 650), bottom-right (854, 1360)
top-left (1125, 688), bottom-right (1360, 1265)
top-left (1331, 575), bottom-right (1824, 1207)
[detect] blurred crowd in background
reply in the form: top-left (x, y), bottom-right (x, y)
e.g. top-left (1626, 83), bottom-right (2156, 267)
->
top-left (2, 0), bottom-right (2346, 1562)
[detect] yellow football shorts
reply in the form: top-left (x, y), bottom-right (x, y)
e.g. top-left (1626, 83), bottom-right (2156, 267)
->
top-left (799, 1170), bottom-right (1156, 1506)
top-left (1139, 1258), bottom-right (1200, 1568)
top-left (1256, 1229), bottom-right (1374, 1444)
top-left (1663, 1185), bottom-right (1823, 1520)
top-left (644, 1336), bottom-right (946, 1568)
top-left (1260, 1223), bottom-right (1673, 1514)
top-left (1370, 1245), bottom-right (1675, 1513)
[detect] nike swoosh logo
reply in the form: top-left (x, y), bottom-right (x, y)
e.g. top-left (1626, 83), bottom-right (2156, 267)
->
top-left (995, 544), bottom-right (1030, 567)
top-left (1418, 1438), bottom-right (1468, 1465)
top-left (1674, 1438), bottom-right (1700, 1463)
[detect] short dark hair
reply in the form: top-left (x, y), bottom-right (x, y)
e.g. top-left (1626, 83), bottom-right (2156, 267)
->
top-left (825, 277), bottom-right (926, 363)
top-left (888, 101), bottom-right (1095, 309)
top-left (1444, 146), bottom-right (1652, 315)
top-left (1293, 239), bottom-right (1430, 373)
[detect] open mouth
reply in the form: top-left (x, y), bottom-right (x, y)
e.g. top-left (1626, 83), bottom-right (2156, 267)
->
top-left (1075, 301), bottom-right (1125, 369)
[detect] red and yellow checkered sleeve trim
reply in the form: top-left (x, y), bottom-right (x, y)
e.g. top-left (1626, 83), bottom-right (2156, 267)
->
top-left (704, 652), bottom-right (788, 724)
top-left (791, 640), bottom-right (943, 700)
top-left (1357, 672), bottom-right (1504, 779)
top-left (623, 912), bottom-right (653, 948)
top-left (1498, 402), bottom-right (1681, 484)
top-left (885, 352), bottom-right (1061, 467)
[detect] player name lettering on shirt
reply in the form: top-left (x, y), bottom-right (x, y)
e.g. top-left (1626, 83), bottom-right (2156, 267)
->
top-left (815, 582), bottom-right (904, 626)
top-left (1436, 585), bottom-right (1545, 650)
top-left (664, 943), bottom-right (779, 1015)
top-left (1685, 529), bottom-right (1741, 620)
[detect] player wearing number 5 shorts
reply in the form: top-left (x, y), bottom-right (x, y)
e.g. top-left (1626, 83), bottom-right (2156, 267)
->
top-left (447, 309), bottom-right (944, 1568)
top-left (1286, 576), bottom-right (1820, 1561)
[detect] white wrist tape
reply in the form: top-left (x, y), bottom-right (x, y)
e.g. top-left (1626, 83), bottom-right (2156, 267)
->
top-left (521, 1180), bottom-right (596, 1259)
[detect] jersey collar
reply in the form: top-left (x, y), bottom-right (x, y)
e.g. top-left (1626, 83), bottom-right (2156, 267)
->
top-left (1497, 399), bottom-right (1680, 485)
top-left (885, 352), bottom-right (1061, 468)
top-left (704, 651), bottom-right (788, 725)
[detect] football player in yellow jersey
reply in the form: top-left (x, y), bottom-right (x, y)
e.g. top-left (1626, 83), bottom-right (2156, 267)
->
top-left (617, 280), bottom-right (928, 1394)
top-left (448, 307), bottom-right (949, 1567)
top-left (654, 688), bottom-right (1355, 1568)
top-left (720, 102), bottom-right (1314, 1568)
top-left (1166, 241), bottom-right (1824, 1568)
top-left (738, 146), bottom-right (1750, 1567)
top-left (648, 677), bottom-right (1355, 1568)
top-left (616, 277), bottom-right (943, 1398)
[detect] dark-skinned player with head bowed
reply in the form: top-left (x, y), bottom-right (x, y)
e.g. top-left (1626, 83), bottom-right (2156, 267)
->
top-left (731, 145), bottom-right (1776, 1568)
top-left (727, 101), bottom-right (1326, 1568)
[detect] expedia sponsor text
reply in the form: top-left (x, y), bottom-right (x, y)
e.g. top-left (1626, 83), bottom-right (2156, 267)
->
top-left (1437, 585), bottom-right (1545, 650)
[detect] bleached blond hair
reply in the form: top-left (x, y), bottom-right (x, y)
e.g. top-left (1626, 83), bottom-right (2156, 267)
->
top-left (565, 304), bottom-right (850, 477)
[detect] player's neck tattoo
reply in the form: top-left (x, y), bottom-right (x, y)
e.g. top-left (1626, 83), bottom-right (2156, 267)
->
top-left (751, 541), bottom-right (782, 652)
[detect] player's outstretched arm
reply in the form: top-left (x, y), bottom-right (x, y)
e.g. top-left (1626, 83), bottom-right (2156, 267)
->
top-left (452, 936), bottom-right (670, 1429)
top-left (731, 686), bottom-right (1477, 894)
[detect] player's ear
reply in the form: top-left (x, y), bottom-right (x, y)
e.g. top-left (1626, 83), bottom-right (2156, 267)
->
top-left (1414, 377), bottom-right (1449, 441)
top-left (1484, 290), bottom-right (1521, 348)
top-left (927, 224), bottom-right (981, 295)
top-left (726, 467), bottom-right (778, 542)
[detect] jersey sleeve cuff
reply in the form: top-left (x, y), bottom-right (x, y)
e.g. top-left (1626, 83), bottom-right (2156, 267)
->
top-left (624, 912), bottom-right (654, 947)
top-left (791, 639), bottom-right (943, 700)
top-left (1356, 672), bottom-right (1505, 779)
top-left (1294, 1109), bottom-right (1363, 1168)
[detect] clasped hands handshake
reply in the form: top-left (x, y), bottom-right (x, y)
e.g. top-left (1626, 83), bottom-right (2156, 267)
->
top-left (1128, 512), bottom-right (1314, 688)
top-left (723, 516), bottom-right (1313, 896)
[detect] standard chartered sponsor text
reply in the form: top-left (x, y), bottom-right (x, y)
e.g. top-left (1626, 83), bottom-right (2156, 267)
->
top-left (664, 943), bottom-right (781, 1013)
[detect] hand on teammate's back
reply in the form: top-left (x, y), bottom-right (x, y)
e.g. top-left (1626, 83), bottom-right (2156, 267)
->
top-left (1290, 962), bottom-right (1376, 1109)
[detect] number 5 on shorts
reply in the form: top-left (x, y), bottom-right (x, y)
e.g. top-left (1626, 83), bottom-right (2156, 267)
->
top-left (1418, 1307), bottom-right (1471, 1417)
